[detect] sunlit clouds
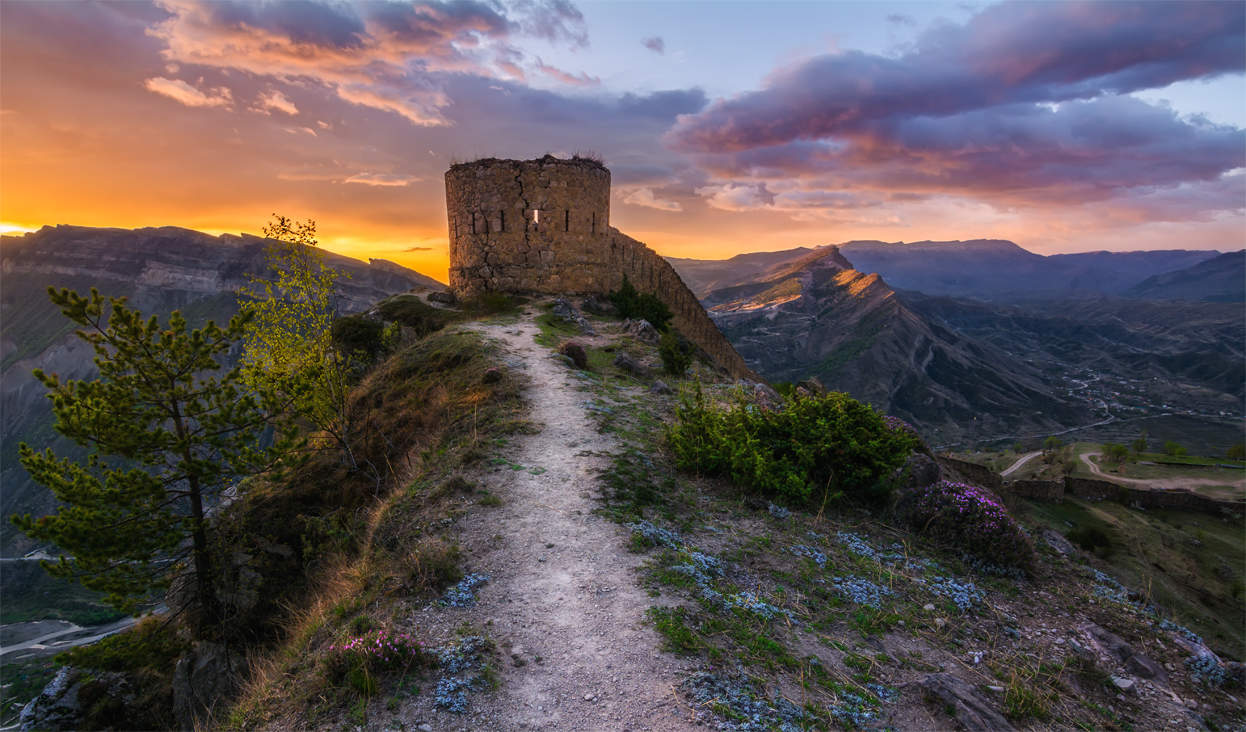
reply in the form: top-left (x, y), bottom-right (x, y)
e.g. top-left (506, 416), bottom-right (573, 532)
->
top-left (144, 76), bottom-right (233, 108)
top-left (1, 0), bottom-right (1242, 282)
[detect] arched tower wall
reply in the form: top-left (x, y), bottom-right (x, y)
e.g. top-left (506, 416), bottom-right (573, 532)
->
top-left (445, 156), bottom-right (756, 379)
top-left (446, 157), bottom-right (611, 295)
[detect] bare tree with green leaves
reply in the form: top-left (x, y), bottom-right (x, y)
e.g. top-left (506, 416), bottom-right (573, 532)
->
top-left (237, 215), bottom-right (358, 468)
top-left (12, 289), bottom-right (293, 630)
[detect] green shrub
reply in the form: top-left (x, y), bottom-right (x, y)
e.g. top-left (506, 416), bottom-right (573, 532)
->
top-left (332, 315), bottom-right (386, 359)
top-left (461, 292), bottom-right (519, 315)
top-left (1163, 440), bottom-right (1187, 457)
top-left (658, 330), bottom-right (692, 376)
top-left (609, 276), bottom-right (673, 331)
top-left (893, 480), bottom-right (1035, 572)
top-left (1066, 525), bottom-right (1114, 557)
top-left (667, 386), bottom-right (917, 505)
top-left (56, 616), bottom-right (187, 672)
top-left (376, 295), bottom-right (452, 337)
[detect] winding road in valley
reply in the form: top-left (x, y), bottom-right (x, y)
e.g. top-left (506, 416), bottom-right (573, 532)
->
top-left (1000, 451), bottom-right (1042, 478)
top-left (1079, 452), bottom-right (1245, 492)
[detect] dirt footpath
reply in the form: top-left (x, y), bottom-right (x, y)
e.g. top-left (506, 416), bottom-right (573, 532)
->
top-left (401, 312), bottom-right (697, 731)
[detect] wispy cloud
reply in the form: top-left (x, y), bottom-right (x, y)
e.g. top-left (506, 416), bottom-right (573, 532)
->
top-left (535, 58), bottom-right (600, 86)
top-left (642, 36), bottom-right (664, 54)
top-left (255, 89), bottom-right (298, 116)
top-left (623, 186), bottom-right (681, 211)
top-left (695, 183), bottom-right (773, 212)
top-left (343, 172), bottom-right (420, 187)
top-left (143, 76), bottom-right (232, 108)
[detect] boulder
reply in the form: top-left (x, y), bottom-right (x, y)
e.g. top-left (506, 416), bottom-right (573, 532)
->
top-left (613, 353), bottom-right (648, 377)
top-left (427, 290), bottom-right (457, 305)
top-left (173, 642), bottom-right (237, 730)
top-left (918, 673), bottom-right (1015, 731)
top-left (482, 367), bottom-right (504, 384)
top-left (1042, 529), bottom-right (1077, 557)
top-left (581, 294), bottom-right (616, 315)
top-left (901, 452), bottom-right (941, 491)
top-left (559, 341), bottom-right (588, 369)
top-left (649, 380), bottom-right (673, 395)
top-left (20, 667), bottom-right (136, 732)
top-left (552, 298), bottom-right (594, 334)
top-left (796, 376), bottom-right (826, 396)
top-left (1081, 623), bottom-right (1167, 683)
top-left (621, 318), bottom-right (659, 344)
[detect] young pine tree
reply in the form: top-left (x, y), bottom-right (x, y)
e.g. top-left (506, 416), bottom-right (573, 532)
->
top-left (13, 289), bottom-right (294, 630)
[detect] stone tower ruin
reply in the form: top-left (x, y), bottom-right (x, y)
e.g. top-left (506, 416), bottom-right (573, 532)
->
top-left (445, 155), bottom-right (753, 378)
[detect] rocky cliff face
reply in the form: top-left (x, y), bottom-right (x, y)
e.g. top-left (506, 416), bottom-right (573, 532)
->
top-left (1, 225), bottom-right (443, 555)
top-left (701, 247), bottom-right (1088, 444)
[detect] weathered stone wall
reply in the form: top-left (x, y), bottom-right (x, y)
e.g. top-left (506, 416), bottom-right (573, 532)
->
top-left (935, 457), bottom-right (1243, 517)
top-left (936, 456), bottom-right (1003, 491)
top-left (604, 229), bottom-right (753, 378)
top-left (447, 156), bottom-right (613, 295)
top-left (978, 473), bottom-right (1246, 518)
top-left (445, 156), bottom-right (754, 379)
top-left (1005, 479), bottom-right (1065, 501)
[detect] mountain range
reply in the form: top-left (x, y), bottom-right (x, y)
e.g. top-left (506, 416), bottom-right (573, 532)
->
top-left (671, 240), bottom-right (1235, 303)
top-left (668, 239), bottom-right (1244, 449)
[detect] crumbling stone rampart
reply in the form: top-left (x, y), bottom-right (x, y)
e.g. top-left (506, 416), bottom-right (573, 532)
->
top-left (446, 156), bottom-right (753, 378)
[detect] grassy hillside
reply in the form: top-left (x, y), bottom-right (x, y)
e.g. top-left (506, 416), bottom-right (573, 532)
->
top-left (16, 297), bottom-right (1243, 731)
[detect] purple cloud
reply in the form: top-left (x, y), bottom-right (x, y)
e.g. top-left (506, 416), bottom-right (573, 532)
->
top-left (669, 1), bottom-right (1244, 152)
top-left (643, 36), bottom-right (665, 54)
top-left (667, 1), bottom-right (1245, 223)
top-left (145, 0), bottom-right (594, 125)
top-left (694, 96), bottom-right (1243, 203)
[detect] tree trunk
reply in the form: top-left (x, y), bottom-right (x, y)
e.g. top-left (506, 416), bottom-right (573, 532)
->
top-left (187, 477), bottom-right (219, 634)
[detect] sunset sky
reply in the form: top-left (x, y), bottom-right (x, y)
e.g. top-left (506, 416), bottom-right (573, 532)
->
top-left (2, 0), bottom-right (1243, 282)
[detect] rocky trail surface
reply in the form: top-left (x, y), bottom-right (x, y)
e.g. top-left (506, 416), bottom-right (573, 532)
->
top-left (401, 311), bottom-right (696, 730)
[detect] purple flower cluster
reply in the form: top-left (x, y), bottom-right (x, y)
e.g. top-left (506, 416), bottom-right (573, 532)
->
top-left (896, 480), bottom-right (1034, 571)
top-left (882, 415), bottom-right (919, 439)
top-left (326, 629), bottom-right (427, 675)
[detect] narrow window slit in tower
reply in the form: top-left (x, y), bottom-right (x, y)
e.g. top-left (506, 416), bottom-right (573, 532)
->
top-left (591, 212), bottom-right (596, 234)
top-left (564, 209), bottom-right (569, 232)
top-left (470, 213), bottom-right (477, 234)
top-left (533, 209), bottom-right (540, 225)
top-left (499, 210), bottom-right (505, 232)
